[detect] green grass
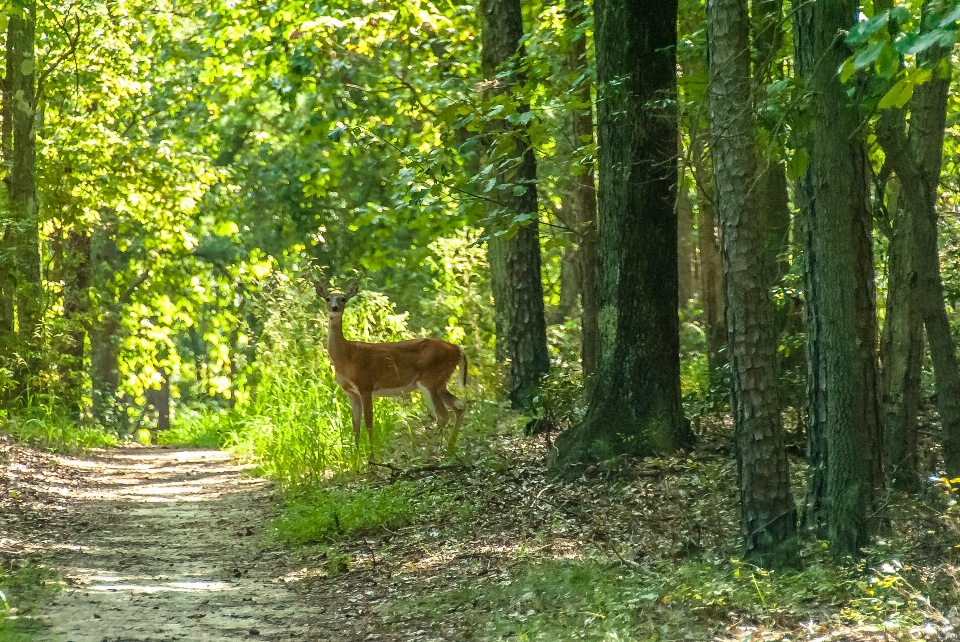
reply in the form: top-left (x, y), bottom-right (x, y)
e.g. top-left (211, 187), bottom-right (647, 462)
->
top-left (0, 558), bottom-right (60, 640)
top-left (272, 479), bottom-right (476, 545)
top-left (385, 555), bottom-right (940, 641)
top-left (272, 482), bottom-right (420, 544)
top-left (2, 404), bottom-right (118, 452)
top-left (157, 407), bottom-right (242, 448)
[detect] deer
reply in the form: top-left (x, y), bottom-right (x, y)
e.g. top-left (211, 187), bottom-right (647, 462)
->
top-left (315, 280), bottom-right (467, 457)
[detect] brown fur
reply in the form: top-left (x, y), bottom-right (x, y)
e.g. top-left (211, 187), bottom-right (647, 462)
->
top-left (315, 281), bottom-right (467, 456)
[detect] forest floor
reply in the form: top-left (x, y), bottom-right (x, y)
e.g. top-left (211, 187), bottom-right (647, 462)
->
top-left (1, 428), bottom-right (958, 641)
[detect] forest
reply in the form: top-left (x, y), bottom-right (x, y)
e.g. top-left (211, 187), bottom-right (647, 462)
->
top-left (2, 0), bottom-right (960, 639)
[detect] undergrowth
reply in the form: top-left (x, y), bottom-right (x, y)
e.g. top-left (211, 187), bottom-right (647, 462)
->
top-left (0, 558), bottom-right (60, 640)
top-left (387, 549), bottom-right (945, 641)
top-left (1, 398), bottom-right (118, 452)
top-left (273, 478), bottom-right (478, 545)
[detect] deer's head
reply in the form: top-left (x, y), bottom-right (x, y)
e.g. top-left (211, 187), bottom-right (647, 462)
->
top-left (314, 280), bottom-right (359, 318)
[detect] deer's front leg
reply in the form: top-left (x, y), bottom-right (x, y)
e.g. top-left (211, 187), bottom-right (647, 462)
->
top-left (361, 391), bottom-right (374, 454)
top-left (338, 375), bottom-right (364, 451)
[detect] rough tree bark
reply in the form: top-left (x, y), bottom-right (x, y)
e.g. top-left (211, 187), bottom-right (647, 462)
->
top-left (552, 0), bottom-right (693, 467)
top-left (479, 0), bottom-right (550, 409)
top-left (797, 0), bottom-right (882, 558)
top-left (707, 0), bottom-right (799, 569)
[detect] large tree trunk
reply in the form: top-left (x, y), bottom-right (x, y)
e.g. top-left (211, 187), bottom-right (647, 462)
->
top-left (800, 0), bottom-right (882, 559)
top-left (707, 0), bottom-right (799, 569)
top-left (479, 0), bottom-right (550, 410)
top-left (565, 0), bottom-right (599, 378)
top-left (552, 0), bottom-right (693, 467)
top-left (792, 0), bottom-right (826, 534)
top-left (8, 2), bottom-right (41, 394)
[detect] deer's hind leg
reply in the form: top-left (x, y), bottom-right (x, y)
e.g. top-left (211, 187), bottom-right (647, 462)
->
top-left (439, 387), bottom-right (465, 454)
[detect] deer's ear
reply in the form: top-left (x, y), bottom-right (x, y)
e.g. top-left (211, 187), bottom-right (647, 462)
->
top-left (314, 281), bottom-right (330, 299)
top-left (344, 281), bottom-right (359, 299)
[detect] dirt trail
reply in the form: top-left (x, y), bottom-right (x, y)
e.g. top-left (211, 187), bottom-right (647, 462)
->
top-left (25, 446), bottom-right (369, 642)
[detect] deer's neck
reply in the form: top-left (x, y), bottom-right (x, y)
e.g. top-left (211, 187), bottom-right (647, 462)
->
top-left (327, 315), bottom-right (350, 365)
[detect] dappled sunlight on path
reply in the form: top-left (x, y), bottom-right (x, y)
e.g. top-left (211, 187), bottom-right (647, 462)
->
top-left (35, 448), bottom-right (315, 641)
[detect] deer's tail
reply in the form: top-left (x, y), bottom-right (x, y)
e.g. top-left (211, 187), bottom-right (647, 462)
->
top-left (458, 347), bottom-right (468, 389)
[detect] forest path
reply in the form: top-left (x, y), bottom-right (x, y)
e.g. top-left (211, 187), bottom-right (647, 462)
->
top-left (30, 446), bottom-right (375, 642)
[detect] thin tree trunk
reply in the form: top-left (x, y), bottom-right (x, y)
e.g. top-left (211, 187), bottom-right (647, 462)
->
top-left (63, 230), bottom-right (91, 420)
top-left (698, 196), bottom-right (726, 384)
top-left (479, 0), bottom-right (550, 409)
top-left (564, 0), bottom-right (599, 378)
top-left (752, 0), bottom-right (791, 289)
top-left (90, 228), bottom-right (123, 429)
top-left (677, 181), bottom-right (696, 307)
top-left (707, 0), bottom-right (799, 569)
top-left (880, 193), bottom-right (923, 490)
top-left (8, 2), bottom-right (40, 393)
top-left (552, 0), bottom-right (692, 467)
top-left (873, 1), bottom-right (960, 476)
top-left (0, 20), bottom-right (13, 351)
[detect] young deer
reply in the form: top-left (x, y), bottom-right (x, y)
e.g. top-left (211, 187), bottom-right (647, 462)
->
top-left (315, 281), bottom-right (467, 456)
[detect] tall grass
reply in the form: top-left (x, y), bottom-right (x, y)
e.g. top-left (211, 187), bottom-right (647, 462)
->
top-left (1, 393), bottom-right (118, 452)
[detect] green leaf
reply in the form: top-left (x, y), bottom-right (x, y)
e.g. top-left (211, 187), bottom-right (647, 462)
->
top-left (904, 30), bottom-right (944, 55)
top-left (846, 12), bottom-right (890, 46)
top-left (876, 45), bottom-right (900, 79)
top-left (942, 6), bottom-right (960, 25)
top-left (854, 40), bottom-right (886, 70)
top-left (839, 58), bottom-right (856, 84)
top-left (786, 149), bottom-right (808, 181)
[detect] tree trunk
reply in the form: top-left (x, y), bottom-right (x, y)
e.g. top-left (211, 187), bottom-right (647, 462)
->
top-left (873, 1), bottom-right (959, 477)
top-left (148, 367), bottom-right (171, 432)
top-left (707, 0), bottom-right (799, 569)
top-left (0, 19), bottom-right (14, 355)
top-left (908, 39), bottom-right (960, 477)
top-left (552, 0), bottom-right (693, 467)
top-left (752, 0), bottom-right (791, 290)
top-left (792, 0), bottom-right (826, 534)
top-left (63, 230), bottom-right (91, 420)
top-left (479, 0), bottom-right (550, 410)
top-left (90, 229), bottom-right (123, 430)
top-left (8, 2), bottom-right (41, 393)
top-left (677, 181), bottom-right (696, 307)
top-left (698, 196), bottom-right (726, 384)
top-left (880, 192), bottom-right (923, 491)
top-left (565, 0), bottom-right (599, 378)
top-left (799, 0), bottom-right (881, 559)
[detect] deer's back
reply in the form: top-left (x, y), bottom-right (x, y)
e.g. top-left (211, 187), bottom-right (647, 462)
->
top-left (334, 338), bottom-right (460, 391)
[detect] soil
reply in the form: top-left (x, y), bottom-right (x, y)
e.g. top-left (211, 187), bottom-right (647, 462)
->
top-left (0, 443), bottom-right (396, 641)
